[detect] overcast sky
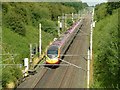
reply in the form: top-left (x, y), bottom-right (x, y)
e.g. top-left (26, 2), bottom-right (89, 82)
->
top-left (81, 0), bottom-right (107, 6)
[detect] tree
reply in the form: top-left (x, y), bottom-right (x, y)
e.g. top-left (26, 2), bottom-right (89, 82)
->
top-left (40, 19), bottom-right (57, 36)
top-left (107, 2), bottom-right (120, 15)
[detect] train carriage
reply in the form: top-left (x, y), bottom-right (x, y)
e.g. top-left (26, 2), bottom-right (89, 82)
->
top-left (46, 19), bottom-right (83, 65)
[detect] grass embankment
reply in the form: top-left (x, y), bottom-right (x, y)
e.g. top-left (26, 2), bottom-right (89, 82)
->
top-left (3, 25), bottom-right (54, 64)
top-left (2, 25), bottom-right (54, 87)
top-left (91, 2), bottom-right (119, 88)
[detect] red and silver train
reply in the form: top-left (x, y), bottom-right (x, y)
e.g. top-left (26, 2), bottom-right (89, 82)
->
top-left (46, 19), bottom-right (83, 64)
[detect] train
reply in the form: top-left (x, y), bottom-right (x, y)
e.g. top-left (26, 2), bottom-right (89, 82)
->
top-left (45, 19), bottom-right (83, 65)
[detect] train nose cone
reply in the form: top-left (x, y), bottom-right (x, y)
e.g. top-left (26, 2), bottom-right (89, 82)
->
top-left (48, 55), bottom-right (52, 58)
top-left (51, 55), bottom-right (56, 59)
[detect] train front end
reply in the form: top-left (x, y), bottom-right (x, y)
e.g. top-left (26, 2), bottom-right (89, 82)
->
top-left (46, 45), bottom-right (60, 64)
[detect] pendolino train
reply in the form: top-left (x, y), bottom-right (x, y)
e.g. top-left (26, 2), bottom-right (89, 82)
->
top-left (45, 19), bottom-right (83, 65)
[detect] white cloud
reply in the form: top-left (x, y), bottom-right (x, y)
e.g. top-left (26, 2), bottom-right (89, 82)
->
top-left (81, 0), bottom-right (107, 6)
top-left (81, 0), bottom-right (107, 2)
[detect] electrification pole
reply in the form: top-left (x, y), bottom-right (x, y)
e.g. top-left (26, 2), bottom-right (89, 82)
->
top-left (39, 23), bottom-right (41, 57)
top-left (30, 44), bottom-right (32, 63)
top-left (72, 13), bottom-right (74, 23)
top-left (87, 49), bottom-right (90, 88)
top-left (58, 16), bottom-right (60, 37)
top-left (90, 8), bottom-right (94, 60)
top-left (62, 13), bottom-right (64, 31)
top-left (35, 43), bottom-right (37, 55)
top-left (65, 14), bottom-right (67, 30)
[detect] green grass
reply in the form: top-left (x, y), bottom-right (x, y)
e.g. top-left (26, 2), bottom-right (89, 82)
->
top-left (2, 24), bottom-right (55, 88)
top-left (2, 24), bottom-right (54, 64)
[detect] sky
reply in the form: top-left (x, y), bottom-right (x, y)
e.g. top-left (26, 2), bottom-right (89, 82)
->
top-left (81, 0), bottom-right (107, 6)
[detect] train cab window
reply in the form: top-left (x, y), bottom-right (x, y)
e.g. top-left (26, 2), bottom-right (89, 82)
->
top-left (47, 45), bottom-right (58, 58)
top-left (47, 50), bottom-right (58, 55)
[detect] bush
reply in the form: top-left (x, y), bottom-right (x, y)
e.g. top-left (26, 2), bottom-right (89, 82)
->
top-left (2, 3), bottom-right (9, 14)
top-left (40, 19), bottom-right (57, 36)
top-left (4, 11), bottom-right (26, 36)
top-left (2, 66), bottom-right (22, 88)
top-left (14, 5), bottom-right (29, 24)
top-left (107, 2), bottom-right (120, 15)
top-left (95, 3), bottom-right (107, 21)
top-left (67, 19), bottom-right (73, 27)
top-left (2, 67), bottom-right (16, 87)
top-left (31, 6), bottom-right (51, 26)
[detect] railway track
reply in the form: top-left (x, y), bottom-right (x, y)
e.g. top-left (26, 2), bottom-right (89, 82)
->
top-left (34, 14), bottom-right (91, 88)
top-left (17, 13), bottom-right (92, 88)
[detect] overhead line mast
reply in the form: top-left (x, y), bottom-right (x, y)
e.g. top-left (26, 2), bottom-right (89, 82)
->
top-left (39, 23), bottom-right (42, 57)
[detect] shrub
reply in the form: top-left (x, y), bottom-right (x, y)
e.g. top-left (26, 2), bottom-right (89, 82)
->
top-left (4, 11), bottom-right (26, 36)
top-left (2, 67), bottom-right (16, 87)
top-left (40, 19), bottom-right (57, 36)
top-left (2, 66), bottom-right (22, 88)
top-left (67, 19), bottom-right (73, 27)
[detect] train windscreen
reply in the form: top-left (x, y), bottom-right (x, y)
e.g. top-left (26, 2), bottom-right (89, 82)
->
top-left (47, 45), bottom-right (58, 58)
top-left (47, 50), bottom-right (58, 55)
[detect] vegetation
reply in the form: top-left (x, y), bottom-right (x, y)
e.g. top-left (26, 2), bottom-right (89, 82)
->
top-left (2, 2), bottom-right (87, 88)
top-left (92, 2), bottom-right (120, 88)
top-left (61, 2), bottom-right (88, 12)
top-left (95, 2), bottom-right (120, 21)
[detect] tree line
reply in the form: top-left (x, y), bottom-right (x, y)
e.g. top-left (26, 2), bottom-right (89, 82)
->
top-left (92, 2), bottom-right (120, 88)
top-left (2, 2), bottom-right (88, 36)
